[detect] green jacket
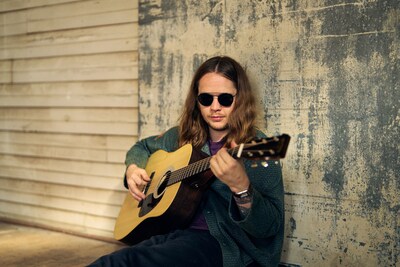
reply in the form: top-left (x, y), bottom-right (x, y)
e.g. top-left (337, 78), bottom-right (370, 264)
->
top-left (124, 127), bottom-right (284, 267)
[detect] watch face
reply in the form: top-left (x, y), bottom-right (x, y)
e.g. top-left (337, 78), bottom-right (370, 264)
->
top-left (234, 190), bottom-right (249, 198)
top-left (233, 185), bottom-right (253, 199)
top-left (240, 192), bottom-right (248, 198)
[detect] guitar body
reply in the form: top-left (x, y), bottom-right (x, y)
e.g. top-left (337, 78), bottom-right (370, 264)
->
top-left (114, 144), bottom-right (213, 245)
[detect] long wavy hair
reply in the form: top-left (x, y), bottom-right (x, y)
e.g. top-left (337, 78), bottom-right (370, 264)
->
top-left (178, 56), bottom-right (258, 149)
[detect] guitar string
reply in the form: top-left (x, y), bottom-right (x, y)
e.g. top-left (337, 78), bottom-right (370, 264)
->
top-left (151, 138), bottom-right (275, 188)
top-left (165, 146), bottom-right (240, 186)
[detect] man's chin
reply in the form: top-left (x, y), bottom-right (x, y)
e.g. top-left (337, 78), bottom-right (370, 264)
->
top-left (209, 124), bottom-right (229, 132)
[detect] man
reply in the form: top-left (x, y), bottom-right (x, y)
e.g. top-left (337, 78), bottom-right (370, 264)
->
top-left (88, 56), bottom-right (284, 266)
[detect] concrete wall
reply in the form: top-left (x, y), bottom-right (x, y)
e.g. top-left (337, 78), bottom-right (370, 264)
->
top-left (138, 0), bottom-right (399, 266)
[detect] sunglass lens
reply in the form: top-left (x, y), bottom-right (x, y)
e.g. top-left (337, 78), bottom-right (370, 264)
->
top-left (198, 94), bottom-right (213, 106)
top-left (218, 94), bottom-right (234, 106)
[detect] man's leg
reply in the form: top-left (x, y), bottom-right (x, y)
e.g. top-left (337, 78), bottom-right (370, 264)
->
top-left (87, 229), bottom-right (222, 267)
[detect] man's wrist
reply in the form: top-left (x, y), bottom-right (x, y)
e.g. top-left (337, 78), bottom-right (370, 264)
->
top-left (232, 184), bottom-right (253, 217)
top-left (232, 183), bottom-right (252, 199)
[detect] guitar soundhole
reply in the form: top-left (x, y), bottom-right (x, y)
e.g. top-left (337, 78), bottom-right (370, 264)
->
top-left (154, 171), bottom-right (171, 199)
top-left (138, 171), bottom-right (171, 217)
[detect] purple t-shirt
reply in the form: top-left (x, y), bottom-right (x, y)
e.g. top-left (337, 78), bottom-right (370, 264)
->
top-left (190, 139), bottom-right (225, 230)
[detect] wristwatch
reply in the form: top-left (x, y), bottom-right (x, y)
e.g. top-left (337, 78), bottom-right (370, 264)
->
top-left (232, 184), bottom-right (253, 199)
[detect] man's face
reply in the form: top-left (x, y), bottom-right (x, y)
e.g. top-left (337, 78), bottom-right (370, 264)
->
top-left (197, 72), bottom-right (237, 142)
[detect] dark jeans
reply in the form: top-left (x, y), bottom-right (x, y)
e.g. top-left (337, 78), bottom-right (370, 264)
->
top-left (87, 229), bottom-right (223, 267)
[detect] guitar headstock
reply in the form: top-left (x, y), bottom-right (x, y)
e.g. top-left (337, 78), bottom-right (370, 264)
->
top-left (231, 134), bottom-right (290, 161)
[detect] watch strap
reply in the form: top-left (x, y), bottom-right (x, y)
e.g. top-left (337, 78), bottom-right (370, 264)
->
top-left (232, 184), bottom-right (253, 199)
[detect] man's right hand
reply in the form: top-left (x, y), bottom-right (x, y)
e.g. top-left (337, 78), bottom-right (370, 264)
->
top-left (125, 164), bottom-right (150, 201)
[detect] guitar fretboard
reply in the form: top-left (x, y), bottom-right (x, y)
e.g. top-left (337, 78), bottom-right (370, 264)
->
top-left (155, 135), bottom-right (289, 189)
top-left (166, 157), bottom-right (211, 186)
top-left (165, 146), bottom-right (243, 186)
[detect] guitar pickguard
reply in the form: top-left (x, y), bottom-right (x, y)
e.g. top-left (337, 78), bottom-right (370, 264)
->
top-left (138, 170), bottom-right (171, 217)
top-left (138, 193), bottom-right (159, 217)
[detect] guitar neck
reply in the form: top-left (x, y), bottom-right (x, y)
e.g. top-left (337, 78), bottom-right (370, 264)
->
top-left (167, 157), bottom-right (211, 186)
top-left (165, 134), bottom-right (290, 187)
top-left (165, 145), bottom-right (244, 186)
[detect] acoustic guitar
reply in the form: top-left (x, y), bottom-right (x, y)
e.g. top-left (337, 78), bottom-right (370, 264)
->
top-left (114, 134), bottom-right (290, 244)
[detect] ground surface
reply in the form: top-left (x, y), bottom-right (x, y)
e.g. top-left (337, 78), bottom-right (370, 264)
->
top-left (0, 222), bottom-right (125, 267)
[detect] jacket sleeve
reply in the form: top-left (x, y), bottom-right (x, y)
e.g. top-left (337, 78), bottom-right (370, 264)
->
top-left (228, 130), bottom-right (285, 238)
top-left (229, 159), bottom-right (284, 238)
top-left (123, 127), bottom-right (179, 188)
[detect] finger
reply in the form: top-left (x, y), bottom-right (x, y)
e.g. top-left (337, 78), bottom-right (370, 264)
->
top-left (130, 185), bottom-right (146, 201)
top-left (138, 169), bottom-right (151, 182)
top-left (216, 148), bottom-right (235, 167)
top-left (210, 155), bottom-right (223, 177)
top-left (126, 164), bottom-right (150, 182)
top-left (230, 140), bottom-right (238, 148)
top-left (212, 150), bottom-right (233, 178)
top-left (129, 190), bottom-right (142, 201)
top-left (130, 169), bottom-right (150, 187)
top-left (127, 178), bottom-right (142, 199)
top-left (127, 182), bottom-right (141, 201)
top-left (127, 175), bottom-right (147, 200)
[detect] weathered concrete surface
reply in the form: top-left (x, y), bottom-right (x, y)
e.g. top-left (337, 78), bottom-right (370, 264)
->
top-left (138, 0), bottom-right (399, 266)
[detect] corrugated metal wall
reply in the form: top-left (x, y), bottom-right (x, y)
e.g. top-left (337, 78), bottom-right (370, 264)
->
top-left (0, 0), bottom-right (138, 239)
top-left (138, 1), bottom-right (399, 266)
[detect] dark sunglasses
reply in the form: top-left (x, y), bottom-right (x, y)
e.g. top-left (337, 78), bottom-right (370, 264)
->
top-left (197, 93), bottom-right (236, 107)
